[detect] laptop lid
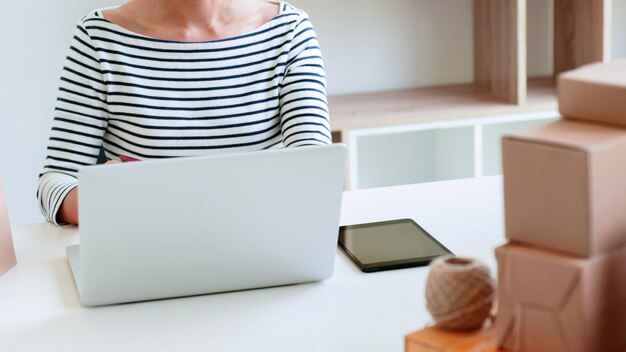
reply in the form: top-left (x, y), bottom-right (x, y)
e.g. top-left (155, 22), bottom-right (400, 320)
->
top-left (72, 144), bottom-right (346, 306)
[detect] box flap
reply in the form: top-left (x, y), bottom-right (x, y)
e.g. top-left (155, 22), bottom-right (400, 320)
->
top-left (503, 120), bottom-right (626, 153)
top-left (559, 60), bottom-right (626, 88)
top-left (497, 245), bottom-right (581, 308)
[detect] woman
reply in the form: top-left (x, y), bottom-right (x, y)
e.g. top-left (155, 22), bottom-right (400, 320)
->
top-left (37, 0), bottom-right (331, 225)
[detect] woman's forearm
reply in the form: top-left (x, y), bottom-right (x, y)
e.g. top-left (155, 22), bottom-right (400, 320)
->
top-left (58, 187), bottom-right (79, 225)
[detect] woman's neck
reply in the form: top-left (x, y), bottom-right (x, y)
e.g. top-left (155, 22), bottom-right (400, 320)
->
top-left (104, 0), bottom-right (278, 42)
top-left (141, 0), bottom-right (235, 30)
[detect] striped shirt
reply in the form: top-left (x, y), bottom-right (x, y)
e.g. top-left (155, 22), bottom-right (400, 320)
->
top-left (37, 1), bottom-right (331, 225)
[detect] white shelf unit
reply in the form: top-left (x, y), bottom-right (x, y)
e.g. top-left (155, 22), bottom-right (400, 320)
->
top-left (344, 111), bottom-right (559, 190)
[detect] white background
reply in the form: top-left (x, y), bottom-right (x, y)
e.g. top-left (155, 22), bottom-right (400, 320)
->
top-left (0, 0), bottom-right (625, 224)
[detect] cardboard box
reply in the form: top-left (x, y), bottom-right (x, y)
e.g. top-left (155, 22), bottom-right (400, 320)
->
top-left (559, 60), bottom-right (626, 127)
top-left (405, 325), bottom-right (497, 352)
top-left (502, 119), bottom-right (626, 256)
top-left (0, 179), bottom-right (16, 276)
top-left (496, 243), bottom-right (626, 352)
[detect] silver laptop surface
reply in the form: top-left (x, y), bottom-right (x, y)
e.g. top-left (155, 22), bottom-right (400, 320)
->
top-left (67, 144), bottom-right (346, 306)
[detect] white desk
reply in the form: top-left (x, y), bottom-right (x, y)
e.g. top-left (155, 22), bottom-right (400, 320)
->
top-left (0, 176), bottom-right (505, 352)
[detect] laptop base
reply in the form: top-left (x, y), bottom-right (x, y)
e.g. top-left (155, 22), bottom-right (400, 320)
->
top-left (66, 245), bottom-right (82, 296)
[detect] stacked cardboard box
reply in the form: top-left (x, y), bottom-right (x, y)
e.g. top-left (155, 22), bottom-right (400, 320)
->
top-left (0, 179), bottom-right (17, 276)
top-left (405, 325), bottom-right (498, 352)
top-left (497, 60), bottom-right (626, 352)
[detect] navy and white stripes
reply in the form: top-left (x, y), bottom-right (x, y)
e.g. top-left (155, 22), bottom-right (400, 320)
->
top-left (37, 2), bottom-right (331, 224)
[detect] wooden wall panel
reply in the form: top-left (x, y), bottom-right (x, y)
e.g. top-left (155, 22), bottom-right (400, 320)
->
top-left (474, 0), bottom-right (526, 105)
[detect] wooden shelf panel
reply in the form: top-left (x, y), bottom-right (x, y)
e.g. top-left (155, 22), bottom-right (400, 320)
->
top-left (474, 0), bottom-right (525, 104)
top-left (329, 77), bottom-right (557, 131)
top-left (554, 0), bottom-right (611, 75)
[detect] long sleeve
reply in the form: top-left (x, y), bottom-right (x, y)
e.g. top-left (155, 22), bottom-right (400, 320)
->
top-left (37, 5), bottom-right (331, 225)
top-left (279, 14), bottom-right (332, 148)
top-left (37, 22), bottom-right (108, 225)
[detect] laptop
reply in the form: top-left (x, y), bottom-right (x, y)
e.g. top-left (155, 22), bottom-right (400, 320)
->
top-left (66, 144), bottom-right (347, 306)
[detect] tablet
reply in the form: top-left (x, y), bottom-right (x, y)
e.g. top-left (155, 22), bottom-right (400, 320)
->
top-left (338, 219), bottom-right (452, 272)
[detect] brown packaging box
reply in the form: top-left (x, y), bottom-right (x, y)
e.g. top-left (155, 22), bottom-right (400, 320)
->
top-left (405, 325), bottom-right (497, 352)
top-left (502, 119), bottom-right (626, 256)
top-left (0, 179), bottom-right (16, 276)
top-left (559, 60), bottom-right (626, 127)
top-left (496, 243), bottom-right (626, 352)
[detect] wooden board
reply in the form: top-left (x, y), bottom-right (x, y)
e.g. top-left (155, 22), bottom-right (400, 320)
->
top-left (554, 0), bottom-right (612, 75)
top-left (328, 77), bottom-right (556, 131)
top-left (473, 0), bottom-right (526, 105)
top-left (331, 131), bottom-right (342, 143)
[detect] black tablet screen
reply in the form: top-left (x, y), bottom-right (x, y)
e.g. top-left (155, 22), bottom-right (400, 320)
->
top-left (338, 219), bottom-right (451, 272)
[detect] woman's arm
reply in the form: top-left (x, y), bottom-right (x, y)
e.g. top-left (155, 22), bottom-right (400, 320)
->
top-left (279, 13), bottom-right (332, 148)
top-left (57, 188), bottom-right (78, 225)
top-left (37, 20), bottom-right (108, 225)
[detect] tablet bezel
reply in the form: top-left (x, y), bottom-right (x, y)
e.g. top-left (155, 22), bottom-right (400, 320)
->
top-left (338, 218), bottom-right (452, 273)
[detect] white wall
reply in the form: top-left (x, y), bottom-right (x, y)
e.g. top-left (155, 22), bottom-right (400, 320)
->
top-left (613, 0), bottom-right (626, 59)
top-left (527, 0), bottom-right (554, 77)
top-left (296, 0), bottom-right (558, 91)
top-left (290, 0), bottom-right (475, 95)
top-left (0, 0), bottom-right (623, 224)
top-left (0, 0), bottom-right (120, 224)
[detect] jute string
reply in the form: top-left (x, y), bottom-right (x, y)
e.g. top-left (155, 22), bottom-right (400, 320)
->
top-left (425, 256), bottom-right (495, 331)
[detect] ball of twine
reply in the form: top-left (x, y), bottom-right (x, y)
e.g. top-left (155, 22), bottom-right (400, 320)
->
top-left (425, 255), bottom-right (495, 331)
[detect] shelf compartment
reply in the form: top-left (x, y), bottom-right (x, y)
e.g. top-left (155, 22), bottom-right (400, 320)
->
top-left (355, 126), bottom-right (474, 189)
top-left (328, 0), bottom-right (612, 133)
